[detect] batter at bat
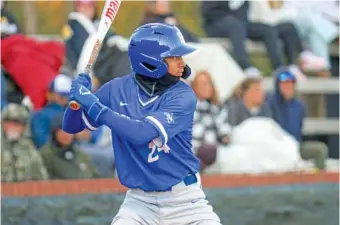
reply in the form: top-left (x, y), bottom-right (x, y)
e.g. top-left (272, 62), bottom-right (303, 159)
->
top-left (62, 23), bottom-right (222, 225)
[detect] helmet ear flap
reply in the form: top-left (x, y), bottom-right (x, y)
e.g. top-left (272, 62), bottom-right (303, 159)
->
top-left (181, 65), bottom-right (192, 79)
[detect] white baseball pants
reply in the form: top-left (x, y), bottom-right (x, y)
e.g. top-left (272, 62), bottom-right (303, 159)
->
top-left (111, 174), bottom-right (222, 225)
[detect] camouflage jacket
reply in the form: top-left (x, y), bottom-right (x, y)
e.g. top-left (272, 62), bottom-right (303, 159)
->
top-left (1, 137), bottom-right (49, 182)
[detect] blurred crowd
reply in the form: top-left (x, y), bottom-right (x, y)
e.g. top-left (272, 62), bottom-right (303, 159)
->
top-left (1, 0), bottom-right (339, 182)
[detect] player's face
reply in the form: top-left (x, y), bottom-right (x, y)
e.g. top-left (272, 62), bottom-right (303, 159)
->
top-left (165, 56), bottom-right (186, 77)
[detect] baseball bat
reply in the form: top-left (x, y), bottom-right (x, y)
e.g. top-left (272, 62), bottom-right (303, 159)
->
top-left (69, 0), bottom-right (122, 110)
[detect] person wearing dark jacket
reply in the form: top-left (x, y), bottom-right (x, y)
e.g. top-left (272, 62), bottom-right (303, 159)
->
top-left (201, 1), bottom-right (285, 76)
top-left (31, 74), bottom-right (73, 148)
top-left (268, 68), bottom-right (328, 170)
top-left (41, 115), bottom-right (99, 180)
top-left (31, 74), bottom-right (102, 149)
top-left (1, 1), bottom-right (21, 39)
top-left (61, 0), bottom-right (130, 86)
top-left (1, 1), bottom-right (23, 107)
top-left (61, 0), bottom-right (98, 72)
top-left (141, 0), bottom-right (199, 43)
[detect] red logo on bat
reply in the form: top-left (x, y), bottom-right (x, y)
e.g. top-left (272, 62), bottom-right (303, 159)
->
top-left (105, 0), bottom-right (120, 24)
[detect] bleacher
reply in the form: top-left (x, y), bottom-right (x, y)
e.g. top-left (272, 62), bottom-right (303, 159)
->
top-left (201, 38), bottom-right (340, 57)
top-left (201, 37), bottom-right (339, 137)
top-left (263, 76), bottom-right (340, 136)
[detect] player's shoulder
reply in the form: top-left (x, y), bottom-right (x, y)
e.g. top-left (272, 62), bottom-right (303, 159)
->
top-left (172, 80), bottom-right (196, 99)
top-left (164, 80), bottom-right (197, 111)
top-left (100, 74), bottom-right (134, 91)
top-left (109, 73), bottom-right (134, 85)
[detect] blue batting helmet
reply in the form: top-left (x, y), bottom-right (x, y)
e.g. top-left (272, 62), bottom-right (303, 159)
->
top-left (128, 23), bottom-right (197, 79)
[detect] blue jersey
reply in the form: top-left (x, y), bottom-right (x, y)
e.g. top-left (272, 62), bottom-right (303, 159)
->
top-left (83, 74), bottom-right (200, 191)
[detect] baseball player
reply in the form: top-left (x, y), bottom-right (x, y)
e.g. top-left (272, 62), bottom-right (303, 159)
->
top-left (62, 23), bottom-right (222, 225)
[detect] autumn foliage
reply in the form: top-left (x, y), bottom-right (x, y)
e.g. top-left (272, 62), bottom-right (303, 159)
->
top-left (8, 1), bottom-right (204, 37)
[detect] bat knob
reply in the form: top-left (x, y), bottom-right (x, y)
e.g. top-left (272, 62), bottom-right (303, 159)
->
top-left (69, 101), bottom-right (80, 110)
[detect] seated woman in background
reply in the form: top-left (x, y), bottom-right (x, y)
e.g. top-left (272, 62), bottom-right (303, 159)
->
top-left (191, 71), bottom-right (231, 172)
top-left (224, 76), bottom-right (273, 127)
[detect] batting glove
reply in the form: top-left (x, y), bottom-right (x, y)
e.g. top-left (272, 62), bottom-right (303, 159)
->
top-left (69, 82), bottom-right (108, 122)
top-left (74, 73), bottom-right (92, 91)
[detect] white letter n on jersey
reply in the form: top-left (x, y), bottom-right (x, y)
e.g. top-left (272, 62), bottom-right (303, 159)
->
top-left (148, 142), bottom-right (170, 163)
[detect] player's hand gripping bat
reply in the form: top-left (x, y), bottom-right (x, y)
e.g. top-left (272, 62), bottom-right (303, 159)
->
top-left (69, 0), bottom-right (122, 110)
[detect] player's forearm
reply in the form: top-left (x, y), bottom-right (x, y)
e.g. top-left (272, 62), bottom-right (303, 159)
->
top-left (98, 109), bottom-right (159, 145)
top-left (62, 107), bottom-right (85, 134)
top-left (69, 84), bottom-right (159, 144)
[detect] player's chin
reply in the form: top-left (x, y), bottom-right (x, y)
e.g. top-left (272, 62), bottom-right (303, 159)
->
top-left (173, 72), bottom-right (183, 77)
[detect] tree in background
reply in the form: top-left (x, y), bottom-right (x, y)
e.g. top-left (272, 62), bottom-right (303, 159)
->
top-left (8, 1), bottom-right (203, 37)
top-left (22, 1), bottom-right (38, 34)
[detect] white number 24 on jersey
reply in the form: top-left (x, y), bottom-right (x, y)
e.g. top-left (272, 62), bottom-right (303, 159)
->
top-left (148, 143), bottom-right (170, 163)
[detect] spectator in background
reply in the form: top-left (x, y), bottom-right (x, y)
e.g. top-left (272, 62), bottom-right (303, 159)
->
top-left (201, 0), bottom-right (286, 77)
top-left (140, 0), bottom-right (246, 102)
top-left (141, 0), bottom-right (199, 43)
top-left (268, 68), bottom-right (328, 170)
top-left (225, 77), bottom-right (272, 127)
top-left (31, 74), bottom-right (72, 149)
top-left (41, 115), bottom-right (99, 179)
top-left (1, 103), bottom-right (49, 182)
top-left (1, 68), bottom-right (7, 110)
top-left (31, 74), bottom-right (101, 149)
top-left (191, 71), bottom-right (231, 171)
top-left (249, 0), bottom-right (335, 78)
top-left (1, 0), bottom-right (21, 39)
top-left (75, 125), bottom-right (115, 178)
top-left (249, 0), bottom-right (327, 80)
top-left (283, 0), bottom-right (339, 77)
top-left (1, 1), bottom-right (24, 108)
top-left (61, 0), bottom-right (98, 74)
top-left (61, 0), bottom-right (130, 86)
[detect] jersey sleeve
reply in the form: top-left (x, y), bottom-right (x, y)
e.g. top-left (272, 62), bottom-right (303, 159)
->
top-left (145, 89), bottom-right (197, 147)
top-left (81, 80), bottom-right (113, 130)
